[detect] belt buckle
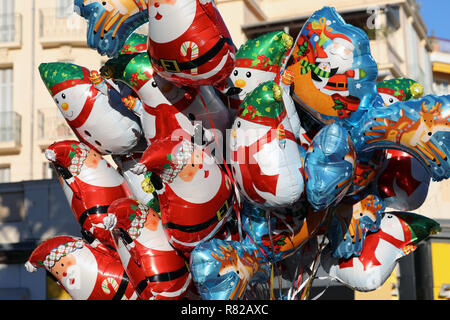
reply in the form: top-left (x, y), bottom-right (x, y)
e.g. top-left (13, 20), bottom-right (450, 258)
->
top-left (160, 59), bottom-right (181, 73)
top-left (216, 200), bottom-right (229, 221)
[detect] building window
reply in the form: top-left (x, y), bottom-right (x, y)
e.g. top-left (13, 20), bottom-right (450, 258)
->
top-left (0, 67), bottom-right (14, 143)
top-left (0, 165), bottom-right (10, 183)
top-left (0, 0), bottom-right (15, 42)
top-left (56, 0), bottom-right (73, 18)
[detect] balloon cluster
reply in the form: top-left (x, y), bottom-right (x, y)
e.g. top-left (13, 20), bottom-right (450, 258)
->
top-left (25, 2), bottom-right (446, 300)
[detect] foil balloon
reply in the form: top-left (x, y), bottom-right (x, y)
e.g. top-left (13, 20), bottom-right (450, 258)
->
top-left (322, 211), bottom-right (441, 292)
top-left (327, 194), bottom-right (385, 259)
top-left (45, 140), bottom-right (133, 249)
top-left (356, 94), bottom-right (450, 181)
top-left (240, 201), bottom-right (328, 263)
top-left (107, 198), bottom-right (192, 300)
top-left (376, 78), bottom-right (424, 106)
top-left (130, 136), bottom-right (235, 252)
top-left (371, 78), bottom-right (430, 210)
top-left (304, 123), bottom-right (356, 210)
top-left (147, 0), bottom-right (235, 88)
top-left (113, 153), bottom-right (157, 207)
top-left (348, 149), bottom-right (385, 196)
top-left (224, 30), bottom-right (301, 136)
top-left (190, 238), bottom-right (268, 300)
top-left (285, 6), bottom-right (378, 127)
top-left (374, 149), bottom-right (430, 211)
top-left (25, 236), bottom-right (138, 300)
top-left (39, 62), bottom-right (143, 155)
top-left (101, 51), bottom-right (230, 140)
top-left (74, 0), bottom-right (149, 57)
top-left (229, 81), bottom-right (305, 208)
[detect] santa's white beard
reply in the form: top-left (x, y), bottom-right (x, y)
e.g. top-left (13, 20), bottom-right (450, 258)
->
top-left (326, 46), bottom-right (353, 73)
top-left (136, 222), bottom-right (174, 251)
top-left (148, 1), bottom-right (196, 44)
top-left (62, 248), bottom-right (98, 300)
top-left (169, 159), bottom-right (222, 204)
top-left (77, 160), bottom-right (123, 187)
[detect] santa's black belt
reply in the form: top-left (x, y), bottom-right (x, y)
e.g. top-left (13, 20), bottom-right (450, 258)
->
top-left (135, 264), bottom-right (188, 294)
top-left (149, 37), bottom-right (234, 73)
top-left (112, 271), bottom-right (130, 300)
top-left (327, 82), bottom-right (348, 89)
top-left (78, 205), bottom-right (109, 227)
top-left (163, 193), bottom-right (233, 233)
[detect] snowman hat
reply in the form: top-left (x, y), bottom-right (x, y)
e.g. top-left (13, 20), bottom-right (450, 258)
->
top-left (120, 32), bottom-right (148, 55)
top-left (45, 140), bottom-right (90, 176)
top-left (140, 137), bottom-right (194, 184)
top-left (238, 81), bottom-right (286, 127)
top-left (101, 52), bottom-right (154, 91)
top-left (25, 236), bottom-right (84, 272)
top-left (377, 78), bottom-right (424, 101)
top-left (39, 62), bottom-right (92, 97)
top-left (235, 31), bottom-right (293, 73)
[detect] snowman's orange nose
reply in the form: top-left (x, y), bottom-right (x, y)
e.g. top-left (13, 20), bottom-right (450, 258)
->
top-left (61, 102), bottom-right (69, 111)
top-left (234, 79), bottom-right (246, 89)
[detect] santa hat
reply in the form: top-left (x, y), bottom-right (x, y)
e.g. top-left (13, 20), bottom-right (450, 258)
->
top-left (101, 52), bottom-right (153, 91)
top-left (238, 81), bottom-right (286, 128)
top-left (235, 31), bottom-right (293, 73)
top-left (45, 140), bottom-right (90, 176)
top-left (39, 62), bottom-right (92, 97)
top-left (108, 198), bottom-right (150, 239)
top-left (315, 30), bottom-right (354, 62)
top-left (376, 78), bottom-right (424, 101)
top-left (140, 136), bottom-right (194, 184)
top-left (25, 236), bottom-right (84, 272)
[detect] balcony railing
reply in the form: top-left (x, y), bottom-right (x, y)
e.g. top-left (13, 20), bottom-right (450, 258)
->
top-left (0, 111), bottom-right (21, 155)
top-left (39, 8), bottom-right (87, 47)
top-left (0, 14), bottom-right (22, 47)
top-left (431, 37), bottom-right (450, 54)
top-left (37, 108), bottom-right (75, 149)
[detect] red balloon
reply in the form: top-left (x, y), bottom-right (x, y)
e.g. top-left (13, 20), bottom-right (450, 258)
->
top-left (376, 149), bottom-right (431, 211)
top-left (147, 0), bottom-right (235, 89)
top-left (132, 136), bottom-right (235, 253)
top-left (25, 236), bottom-right (138, 300)
top-left (45, 140), bottom-right (133, 249)
top-left (108, 198), bottom-right (192, 300)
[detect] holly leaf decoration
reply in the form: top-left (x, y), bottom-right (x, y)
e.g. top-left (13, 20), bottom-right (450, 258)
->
top-left (333, 99), bottom-right (345, 111)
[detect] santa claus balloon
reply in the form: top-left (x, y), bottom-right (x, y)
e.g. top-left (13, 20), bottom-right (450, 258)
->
top-left (147, 0), bottom-right (236, 89)
top-left (45, 140), bottom-right (133, 249)
top-left (25, 236), bottom-right (138, 300)
top-left (106, 198), bottom-right (192, 299)
top-left (131, 136), bottom-right (235, 253)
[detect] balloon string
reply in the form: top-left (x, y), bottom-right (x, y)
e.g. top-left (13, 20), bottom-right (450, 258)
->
top-left (195, 87), bottom-right (243, 241)
top-left (300, 208), bottom-right (332, 300)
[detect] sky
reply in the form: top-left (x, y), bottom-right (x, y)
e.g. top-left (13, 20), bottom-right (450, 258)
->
top-left (417, 0), bottom-right (450, 39)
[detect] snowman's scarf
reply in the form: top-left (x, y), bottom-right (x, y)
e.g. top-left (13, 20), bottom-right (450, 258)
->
top-left (66, 85), bottom-right (98, 129)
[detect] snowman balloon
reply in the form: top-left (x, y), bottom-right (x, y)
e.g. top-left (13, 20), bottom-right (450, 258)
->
top-left (39, 62), bottom-right (143, 155)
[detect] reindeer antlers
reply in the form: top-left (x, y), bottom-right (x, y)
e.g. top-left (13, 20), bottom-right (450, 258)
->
top-left (422, 101), bottom-right (442, 114)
